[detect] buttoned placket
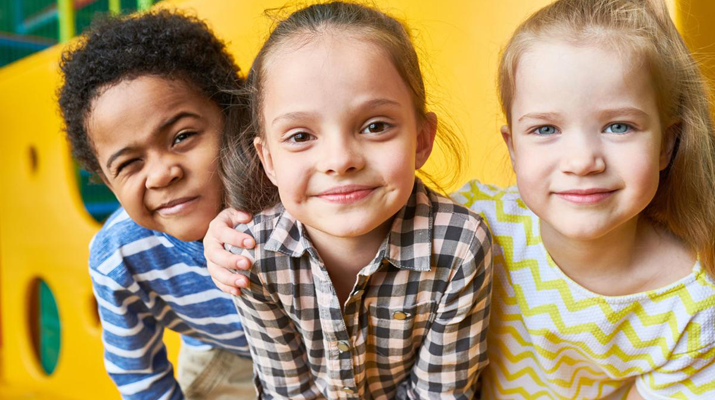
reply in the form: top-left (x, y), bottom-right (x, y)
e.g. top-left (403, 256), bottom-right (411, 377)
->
top-left (306, 247), bottom-right (359, 399)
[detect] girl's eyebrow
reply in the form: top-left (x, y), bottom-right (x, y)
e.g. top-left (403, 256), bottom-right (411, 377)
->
top-left (271, 111), bottom-right (317, 127)
top-left (597, 107), bottom-right (649, 119)
top-left (517, 111), bottom-right (561, 123)
top-left (359, 98), bottom-right (401, 110)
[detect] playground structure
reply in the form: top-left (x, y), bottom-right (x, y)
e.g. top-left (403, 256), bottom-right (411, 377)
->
top-left (1, 0), bottom-right (714, 398)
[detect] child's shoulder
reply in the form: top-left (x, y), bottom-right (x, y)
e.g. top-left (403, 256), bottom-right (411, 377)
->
top-left (451, 180), bottom-right (523, 210)
top-left (89, 207), bottom-right (175, 274)
top-left (451, 180), bottom-right (534, 230)
top-left (232, 203), bottom-right (287, 245)
top-left (426, 184), bottom-right (489, 236)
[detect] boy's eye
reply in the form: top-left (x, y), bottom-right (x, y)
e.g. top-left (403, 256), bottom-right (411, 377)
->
top-left (534, 125), bottom-right (557, 135)
top-left (173, 131), bottom-right (196, 145)
top-left (288, 132), bottom-right (314, 143)
top-left (361, 122), bottom-right (390, 134)
top-left (605, 123), bottom-right (631, 134)
top-left (115, 159), bottom-right (138, 175)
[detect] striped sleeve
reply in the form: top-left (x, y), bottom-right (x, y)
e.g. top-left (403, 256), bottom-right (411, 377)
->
top-left (89, 226), bottom-right (184, 400)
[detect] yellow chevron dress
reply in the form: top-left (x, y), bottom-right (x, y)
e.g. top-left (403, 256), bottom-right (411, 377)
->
top-left (452, 181), bottom-right (715, 400)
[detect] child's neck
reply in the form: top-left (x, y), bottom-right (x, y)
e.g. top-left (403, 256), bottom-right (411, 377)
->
top-left (304, 218), bottom-right (393, 307)
top-left (541, 216), bottom-right (695, 296)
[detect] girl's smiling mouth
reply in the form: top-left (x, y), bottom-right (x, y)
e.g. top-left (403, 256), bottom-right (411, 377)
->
top-left (315, 185), bottom-right (377, 204)
top-left (553, 188), bottom-right (616, 204)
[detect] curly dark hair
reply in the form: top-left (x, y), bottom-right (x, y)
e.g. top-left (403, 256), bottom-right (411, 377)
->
top-left (58, 9), bottom-right (244, 176)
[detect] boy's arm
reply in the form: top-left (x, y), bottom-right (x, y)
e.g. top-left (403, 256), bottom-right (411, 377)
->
top-left (230, 254), bottom-right (322, 399)
top-left (403, 219), bottom-right (493, 399)
top-left (90, 268), bottom-right (183, 400)
top-left (204, 208), bottom-right (255, 295)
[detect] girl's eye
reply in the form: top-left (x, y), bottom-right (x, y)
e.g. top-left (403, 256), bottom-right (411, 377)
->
top-left (288, 132), bottom-right (314, 143)
top-left (361, 121), bottom-right (390, 134)
top-left (534, 125), bottom-right (557, 135)
top-left (605, 123), bottom-right (631, 134)
top-left (173, 131), bottom-right (196, 145)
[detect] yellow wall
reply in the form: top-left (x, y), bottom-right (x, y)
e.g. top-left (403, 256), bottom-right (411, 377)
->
top-left (0, 0), bottom-right (710, 398)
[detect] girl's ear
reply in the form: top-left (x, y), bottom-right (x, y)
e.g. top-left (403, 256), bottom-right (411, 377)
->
top-left (415, 112), bottom-right (437, 169)
top-left (254, 137), bottom-right (278, 186)
top-left (501, 125), bottom-right (516, 169)
top-left (660, 120), bottom-right (681, 170)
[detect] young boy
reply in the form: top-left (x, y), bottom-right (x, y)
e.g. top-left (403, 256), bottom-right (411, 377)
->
top-left (58, 10), bottom-right (253, 400)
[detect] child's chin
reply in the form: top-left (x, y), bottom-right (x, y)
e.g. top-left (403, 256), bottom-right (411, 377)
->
top-left (164, 222), bottom-right (208, 242)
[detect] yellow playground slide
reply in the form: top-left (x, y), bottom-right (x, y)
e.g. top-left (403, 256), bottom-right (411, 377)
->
top-left (0, 0), bottom-right (712, 398)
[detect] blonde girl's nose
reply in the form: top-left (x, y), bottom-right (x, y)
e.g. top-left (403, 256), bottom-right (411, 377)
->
top-left (145, 159), bottom-right (183, 189)
top-left (560, 136), bottom-right (606, 176)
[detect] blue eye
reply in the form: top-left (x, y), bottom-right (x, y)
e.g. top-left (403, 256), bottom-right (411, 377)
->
top-left (605, 123), bottom-right (631, 134)
top-left (535, 126), bottom-right (557, 135)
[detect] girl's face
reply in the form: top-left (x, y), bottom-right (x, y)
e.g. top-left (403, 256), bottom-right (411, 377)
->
top-left (255, 34), bottom-right (435, 241)
top-left (503, 41), bottom-right (674, 242)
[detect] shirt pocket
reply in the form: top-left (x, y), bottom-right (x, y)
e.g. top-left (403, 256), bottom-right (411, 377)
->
top-left (365, 301), bottom-right (436, 369)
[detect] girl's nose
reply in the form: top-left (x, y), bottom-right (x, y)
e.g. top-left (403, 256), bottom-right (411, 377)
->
top-left (319, 135), bottom-right (365, 175)
top-left (560, 135), bottom-right (606, 176)
top-left (145, 158), bottom-right (183, 189)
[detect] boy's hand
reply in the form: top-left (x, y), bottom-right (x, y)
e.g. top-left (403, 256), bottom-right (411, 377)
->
top-left (204, 208), bottom-right (255, 296)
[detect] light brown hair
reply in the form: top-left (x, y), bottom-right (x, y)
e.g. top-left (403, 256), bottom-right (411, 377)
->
top-left (498, 0), bottom-right (715, 276)
top-left (221, 1), bottom-right (463, 215)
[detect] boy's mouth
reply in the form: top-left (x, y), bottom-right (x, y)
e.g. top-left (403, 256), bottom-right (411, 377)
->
top-left (154, 196), bottom-right (200, 216)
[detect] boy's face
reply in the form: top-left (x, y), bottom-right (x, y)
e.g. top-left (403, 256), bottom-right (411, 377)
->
top-left (88, 76), bottom-right (224, 241)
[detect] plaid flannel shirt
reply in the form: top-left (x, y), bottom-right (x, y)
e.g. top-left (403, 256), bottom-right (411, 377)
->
top-left (229, 179), bottom-right (493, 399)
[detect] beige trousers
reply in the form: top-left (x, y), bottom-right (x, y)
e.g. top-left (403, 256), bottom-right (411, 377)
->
top-left (177, 345), bottom-right (256, 400)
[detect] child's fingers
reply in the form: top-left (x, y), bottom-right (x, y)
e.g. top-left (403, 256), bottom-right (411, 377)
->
top-left (211, 276), bottom-right (243, 296)
top-left (207, 208), bottom-right (256, 248)
top-left (207, 256), bottom-right (249, 288)
top-left (204, 230), bottom-right (253, 271)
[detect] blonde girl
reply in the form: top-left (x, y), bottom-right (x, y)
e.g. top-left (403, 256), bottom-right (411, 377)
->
top-left (212, 2), bottom-right (493, 398)
top-left (450, 0), bottom-right (715, 398)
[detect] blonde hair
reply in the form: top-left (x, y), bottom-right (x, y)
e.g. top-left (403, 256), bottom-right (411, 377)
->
top-left (221, 1), bottom-right (463, 215)
top-left (498, 0), bottom-right (715, 276)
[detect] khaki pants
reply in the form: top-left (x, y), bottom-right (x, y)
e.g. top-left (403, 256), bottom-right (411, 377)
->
top-left (177, 345), bottom-right (256, 400)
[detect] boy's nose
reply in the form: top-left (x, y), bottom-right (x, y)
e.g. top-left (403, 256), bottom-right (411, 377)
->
top-left (145, 160), bottom-right (183, 189)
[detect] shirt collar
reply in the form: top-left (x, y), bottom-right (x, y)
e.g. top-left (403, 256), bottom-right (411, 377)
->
top-left (264, 178), bottom-right (433, 272)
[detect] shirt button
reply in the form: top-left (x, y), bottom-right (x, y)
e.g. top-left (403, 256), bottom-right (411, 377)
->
top-left (337, 341), bottom-right (350, 352)
top-left (343, 387), bottom-right (355, 394)
top-left (393, 311), bottom-right (409, 320)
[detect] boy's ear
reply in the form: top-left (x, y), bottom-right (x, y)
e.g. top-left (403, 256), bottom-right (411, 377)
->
top-left (415, 112), bottom-right (437, 169)
top-left (254, 137), bottom-right (278, 186)
top-left (501, 125), bottom-right (516, 169)
top-left (660, 120), bottom-right (681, 170)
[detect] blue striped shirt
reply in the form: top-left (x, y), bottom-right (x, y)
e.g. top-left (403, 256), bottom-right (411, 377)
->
top-left (89, 208), bottom-right (250, 400)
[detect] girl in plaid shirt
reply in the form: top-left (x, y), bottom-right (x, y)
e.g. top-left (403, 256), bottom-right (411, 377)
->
top-left (209, 2), bottom-right (493, 399)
